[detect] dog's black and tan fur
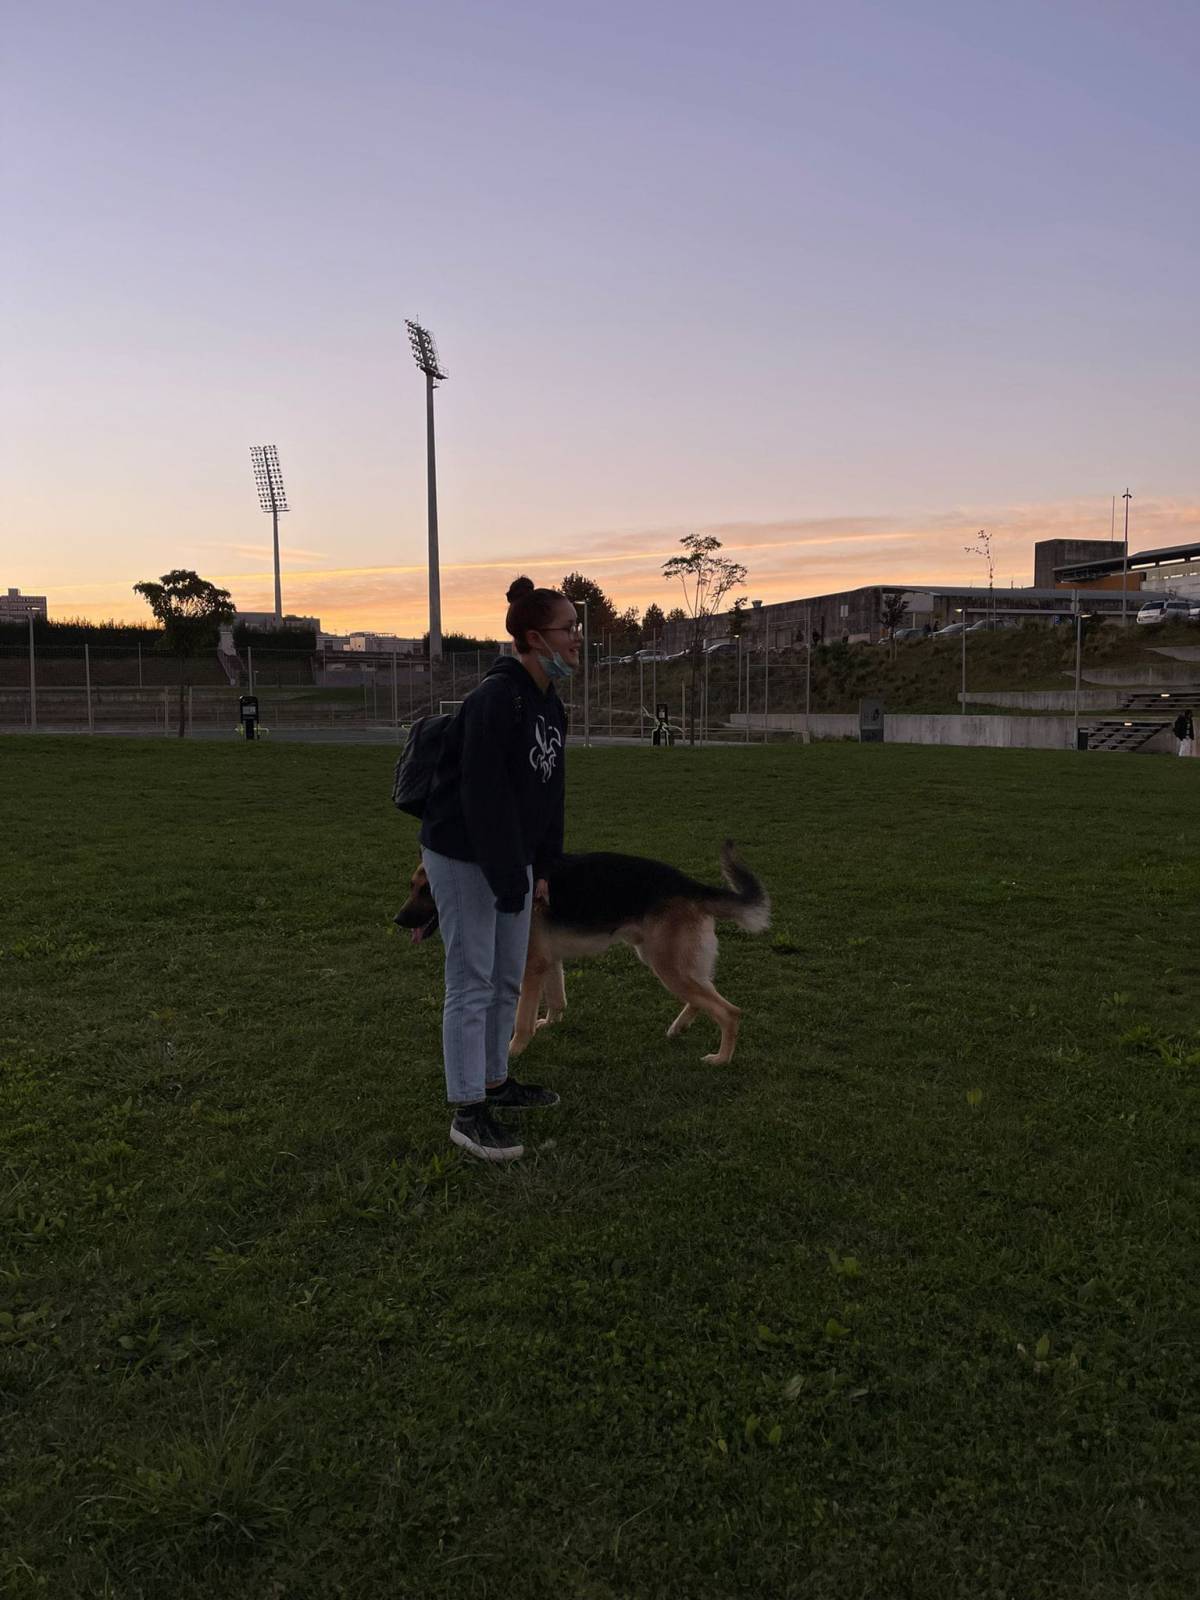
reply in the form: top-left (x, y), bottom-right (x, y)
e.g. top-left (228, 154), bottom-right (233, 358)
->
top-left (395, 843), bottom-right (770, 1064)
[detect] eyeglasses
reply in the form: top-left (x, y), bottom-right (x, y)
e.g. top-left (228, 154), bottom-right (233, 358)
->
top-left (541, 623), bottom-right (583, 640)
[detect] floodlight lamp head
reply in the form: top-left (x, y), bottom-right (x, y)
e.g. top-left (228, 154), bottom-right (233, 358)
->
top-left (249, 444), bottom-right (289, 514)
top-left (406, 319), bottom-right (448, 381)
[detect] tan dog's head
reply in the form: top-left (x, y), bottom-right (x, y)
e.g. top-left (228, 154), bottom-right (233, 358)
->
top-left (393, 863), bottom-right (440, 944)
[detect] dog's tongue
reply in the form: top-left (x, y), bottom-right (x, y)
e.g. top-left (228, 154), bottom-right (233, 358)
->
top-left (411, 917), bottom-right (436, 945)
top-left (411, 926), bottom-right (425, 945)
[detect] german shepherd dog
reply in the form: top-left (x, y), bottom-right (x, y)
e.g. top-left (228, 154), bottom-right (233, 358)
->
top-left (395, 843), bottom-right (770, 1064)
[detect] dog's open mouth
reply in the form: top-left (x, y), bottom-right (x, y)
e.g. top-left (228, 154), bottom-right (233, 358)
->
top-left (410, 915), bottom-right (439, 945)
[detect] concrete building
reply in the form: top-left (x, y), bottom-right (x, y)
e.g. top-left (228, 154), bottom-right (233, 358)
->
top-left (1054, 540), bottom-right (1200, 599)
top-left (1032, 539), bottom-right (1117, 589)
top-left (0, 587), bottom-right (48, 622)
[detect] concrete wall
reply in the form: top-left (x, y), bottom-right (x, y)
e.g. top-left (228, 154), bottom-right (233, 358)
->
top-left (731, 711), bottom-right (1074, 750)
top-left (888, 714), bottom-right (1078, 749)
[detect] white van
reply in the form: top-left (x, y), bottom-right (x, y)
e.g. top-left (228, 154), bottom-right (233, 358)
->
top-left (1136, 599), bottom-right (1190, 626)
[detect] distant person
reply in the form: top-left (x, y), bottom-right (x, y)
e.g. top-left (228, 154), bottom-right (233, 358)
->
top-left (418, 576), bottom-right (573, 1161)
top-left (1173, 708), bottom-right (1194, 757)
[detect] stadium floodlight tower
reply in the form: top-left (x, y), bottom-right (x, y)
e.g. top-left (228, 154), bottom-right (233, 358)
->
top-left (249, 445), bottom-right (289, 624)
top-left (406, 319), bottom-right (448, 660)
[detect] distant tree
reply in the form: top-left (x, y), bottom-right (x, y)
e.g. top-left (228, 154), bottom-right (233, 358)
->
top-left (561, 573), bottom-right (619, 643)
top-left (641, 602), bottom-right (666, 645)
top-left (727, 596), bottom-right (749, 638)
top-left (661, 533), bottom-right (749, 746)
top-left (133, 569), bottom-right (235, 737)
top-left (612, 606), bottom-right (642, 654)
top-left (666, 606), bottom-right (689, 623)
top-left (420, 631), bottom-right (501, 655)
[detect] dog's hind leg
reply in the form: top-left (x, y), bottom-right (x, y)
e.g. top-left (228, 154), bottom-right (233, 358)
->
top-left (643, 913), bottom-right (744, 1065)
top-left (666, 1004), bottom-right (697, 1037)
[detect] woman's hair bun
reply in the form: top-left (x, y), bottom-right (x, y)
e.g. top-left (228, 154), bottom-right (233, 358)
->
top-left (506, 575), bottom-right (535, 604)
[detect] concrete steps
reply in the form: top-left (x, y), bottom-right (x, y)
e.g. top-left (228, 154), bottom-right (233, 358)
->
top-left (1119, 689), bottom-right (1200, 712)
top-left (1081, 719), bottom-right (1168, 753)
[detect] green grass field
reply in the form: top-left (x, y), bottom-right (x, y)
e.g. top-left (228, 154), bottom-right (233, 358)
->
top-left (2, 736), bottom-right (1198, 1599)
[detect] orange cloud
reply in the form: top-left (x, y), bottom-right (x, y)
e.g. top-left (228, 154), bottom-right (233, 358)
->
top-left (45, 497), bottom-right (1200, 634)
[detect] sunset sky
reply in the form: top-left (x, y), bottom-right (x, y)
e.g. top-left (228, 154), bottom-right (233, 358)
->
top-left (4, 1), bottom-right (1198, 637)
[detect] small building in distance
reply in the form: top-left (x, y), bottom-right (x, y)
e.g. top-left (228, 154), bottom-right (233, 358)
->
top-left (0, 587), bottom-right (48, 622)
top-left (235, 611), bottom-right (320, 632)
top-left (339, 632), bottom-right (423, 654)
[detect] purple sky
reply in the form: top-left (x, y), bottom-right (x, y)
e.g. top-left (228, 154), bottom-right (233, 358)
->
top-left (4, 0), bottom-right (1198, 631)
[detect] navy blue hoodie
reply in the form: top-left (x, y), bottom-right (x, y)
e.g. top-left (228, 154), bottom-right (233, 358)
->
top-left (418, 657), bottom-right (567, 912)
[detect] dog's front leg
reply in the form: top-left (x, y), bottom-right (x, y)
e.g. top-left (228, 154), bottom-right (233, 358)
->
top-left (536, 961), bottom-right (567, 1030)
top-left (510, 918), bottom-right (551, 1058)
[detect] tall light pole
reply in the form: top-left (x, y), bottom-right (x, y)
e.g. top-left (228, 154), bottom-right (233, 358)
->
top-left (1122, 487), bottom-right (1132, 625)
top-left (406, 320), bottom-right (448, 661)
top-left (250, 445), bottom-right (289, 623)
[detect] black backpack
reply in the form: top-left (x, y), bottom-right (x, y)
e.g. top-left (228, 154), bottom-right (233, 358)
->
top-left (390, 682), bottom-right (523, 819)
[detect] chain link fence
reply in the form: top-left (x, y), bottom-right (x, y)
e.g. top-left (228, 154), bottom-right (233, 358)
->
top-left (2, 622), bottom-right (1197, 750)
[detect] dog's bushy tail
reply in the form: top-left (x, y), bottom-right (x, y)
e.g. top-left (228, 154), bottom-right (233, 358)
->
top-left (705, 840), bottom-right (771, 933)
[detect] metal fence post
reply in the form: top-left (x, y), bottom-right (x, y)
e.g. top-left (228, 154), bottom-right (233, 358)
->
top-left (162, 687), bottom-right (169, 736)
top-left (188, 685), bottom-right (193, 735)
top-left (85, 642), bottom-right (94, 732)
top-left (28, 616), bottom-right (38, 732)
top-left (392, 651), bottom-right (399, 731)
top-left (137, 640), bottom-right (143, 689)
top-left (247, 645), bottom-right (255, 692)
top-left (763, 642), bottom-right (770, 741)
top-left (805, 640), bottom-right (812, 745)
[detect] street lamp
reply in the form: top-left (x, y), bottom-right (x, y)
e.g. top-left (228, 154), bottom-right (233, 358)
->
top-left (249, 445), bottom-right (289, 623)
top-left (1122, 488), bottom-right (1132, 625)
top-left (406, 320), bottom-right (449, 661)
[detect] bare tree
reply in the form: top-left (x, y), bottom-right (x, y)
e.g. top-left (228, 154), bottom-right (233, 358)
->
top-left (880, 591), bottom-right (910, 659)
top-left (963, 529), bottom-right (995, 622)
top-left (661, 534), bottom-right (748, 745)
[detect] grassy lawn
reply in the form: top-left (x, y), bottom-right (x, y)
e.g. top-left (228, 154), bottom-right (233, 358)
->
top-left (2, 736), bottom-right (1198, 1599)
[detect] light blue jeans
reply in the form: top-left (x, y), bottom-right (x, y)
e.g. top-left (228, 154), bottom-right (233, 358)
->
top-left (421, 847), bottom-right (532, 1105)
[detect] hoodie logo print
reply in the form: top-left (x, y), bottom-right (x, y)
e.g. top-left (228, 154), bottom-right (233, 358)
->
top-left (529, 717), bottom-right (562, 782)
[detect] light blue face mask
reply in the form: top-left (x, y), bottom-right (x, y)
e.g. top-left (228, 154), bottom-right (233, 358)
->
top-left (541, 649), bottom-right (575, 681)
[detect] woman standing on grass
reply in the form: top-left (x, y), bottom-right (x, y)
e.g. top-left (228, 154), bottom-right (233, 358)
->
top-left (418, 577), bottom-right (577, 1162)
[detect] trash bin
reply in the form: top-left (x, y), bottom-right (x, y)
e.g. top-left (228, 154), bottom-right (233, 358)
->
top-left (239, 695), bottom-right (260, 741)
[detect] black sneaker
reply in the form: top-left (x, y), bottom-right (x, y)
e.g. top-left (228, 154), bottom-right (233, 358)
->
top-left (450, 1105), bottom-right (524, 1163)
top-left (486, 1075), bottom-right (561, 1111)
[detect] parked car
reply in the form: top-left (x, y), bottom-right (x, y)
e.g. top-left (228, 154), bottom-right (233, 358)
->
top-left (966, 617), bottom-right (1012, 633)
top-left (935, 622), bottom-right (966, 637)
top-left (704, 639), bottom-right (737, 656)
top-left (1137, 598), bottom-right (1191, 626)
